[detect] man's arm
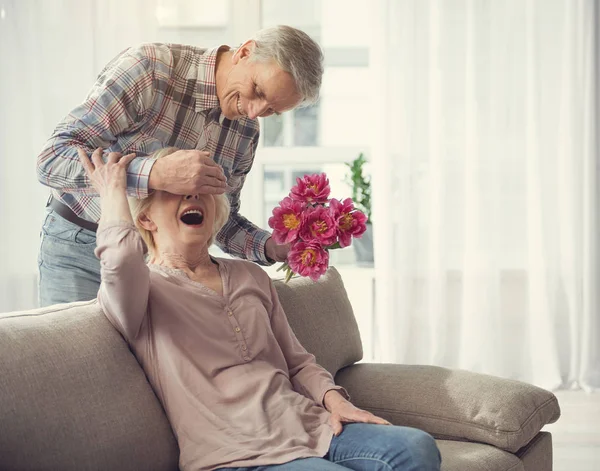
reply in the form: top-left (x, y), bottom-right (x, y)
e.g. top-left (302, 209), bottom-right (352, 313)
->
top-left (215, 128), bottom-right (276, 265)
top-left (37, 45), bottom-right (158, 199)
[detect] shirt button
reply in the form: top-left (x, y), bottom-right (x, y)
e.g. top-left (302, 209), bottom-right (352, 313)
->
top-left (228, 310), bottom-right (233, 316)
top-left (243, 356), bottom-right (250, 361)
top-left (235, 326), bottom-right (241, 333)
top-left (241, 345), bottom-right (247, 351)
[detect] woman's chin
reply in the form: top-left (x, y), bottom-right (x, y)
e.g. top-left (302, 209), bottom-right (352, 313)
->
top-left (180, 229), bottom-right (211, 246)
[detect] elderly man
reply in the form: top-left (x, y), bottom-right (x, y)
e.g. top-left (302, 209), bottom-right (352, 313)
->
top-left (36, 25), bottom-right (322, 307)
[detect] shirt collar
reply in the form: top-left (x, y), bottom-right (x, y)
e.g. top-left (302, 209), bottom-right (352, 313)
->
top-left (195, 46), bottom-right (227, 113)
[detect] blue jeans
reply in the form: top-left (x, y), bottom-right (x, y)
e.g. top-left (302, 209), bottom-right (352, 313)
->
top-left (217, 423), bottom-right (441, 471)
top-left (38, 209), bottom-right (101, 307)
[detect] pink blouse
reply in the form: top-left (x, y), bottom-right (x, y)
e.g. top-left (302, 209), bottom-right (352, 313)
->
top-left (95, 223), bottom-right (347, 471)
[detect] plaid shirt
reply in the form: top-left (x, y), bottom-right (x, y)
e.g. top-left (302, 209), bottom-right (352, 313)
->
top-left (37, 43), bottom-right (273, 264)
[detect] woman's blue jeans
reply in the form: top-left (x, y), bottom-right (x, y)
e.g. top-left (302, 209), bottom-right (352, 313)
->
top-left (217, 423), bottom-right (441, 471)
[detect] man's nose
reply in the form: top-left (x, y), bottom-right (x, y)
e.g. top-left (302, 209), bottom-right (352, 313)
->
top-left (248, 99), bottom-right (269, 119)
top-left (184, 194), bottom-right (200, 200)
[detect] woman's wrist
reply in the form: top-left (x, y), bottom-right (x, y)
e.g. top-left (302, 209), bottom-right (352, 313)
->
top-left (100, 189), bottom-right (134, 226)
top-left (324, 389), bottom-right (347, 412)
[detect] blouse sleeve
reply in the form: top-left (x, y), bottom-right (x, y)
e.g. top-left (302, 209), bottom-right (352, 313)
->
top-left (94, 222), bottom-right (150, 340)
top-left (267, 279), bottom-right (349, 406)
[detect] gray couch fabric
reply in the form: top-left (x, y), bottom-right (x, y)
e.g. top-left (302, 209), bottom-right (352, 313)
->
top-left (273, 269), bottom-right (363, 376)
top-left (0, 301), bottom-right (179, 471)
top-left (436, 440), bottom-right (524, 471)
top-left (516, 432), bottom-right (553, 471)
top-left (335, 363), bottom-right (560, 453)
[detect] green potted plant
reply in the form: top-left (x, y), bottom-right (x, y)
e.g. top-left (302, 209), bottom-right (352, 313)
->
top-left (345, 153), bottom-right (373, 265)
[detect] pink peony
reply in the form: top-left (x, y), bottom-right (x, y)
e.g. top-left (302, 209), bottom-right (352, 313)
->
top-left (268, 197), bottom-right (305, 244)
top-left (330, 198), bottom-right (368, 247)
top-left (288, 240), bottom-right (330, 281)
top-left (290, 173), bottom-right (331, 204)
top-left (299, 205), bottom-right (338, 246)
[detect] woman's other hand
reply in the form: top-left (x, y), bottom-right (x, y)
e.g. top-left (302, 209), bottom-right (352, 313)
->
top-left (78, 147), bottom-right (136, 197)
top-left (324, 389), bottom-right (391, 436)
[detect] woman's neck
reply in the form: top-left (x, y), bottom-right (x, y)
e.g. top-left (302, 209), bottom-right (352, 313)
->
top-left (151, 246), bottom-right (216, 276)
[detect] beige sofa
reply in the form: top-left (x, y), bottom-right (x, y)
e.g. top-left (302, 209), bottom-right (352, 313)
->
top-left (0, 268), bottom-right (560, 471)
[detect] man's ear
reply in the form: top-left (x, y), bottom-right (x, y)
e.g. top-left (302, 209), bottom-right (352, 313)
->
top-left (138, 212), bottom-right (157, 232)
top-left (232, 40), bottom-right (256, 65)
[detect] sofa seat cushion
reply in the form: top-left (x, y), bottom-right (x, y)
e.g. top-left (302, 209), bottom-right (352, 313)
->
top-left (0, 301), bottom-right (179, 471)
top-left (437, 440), bottom-right (524, 471)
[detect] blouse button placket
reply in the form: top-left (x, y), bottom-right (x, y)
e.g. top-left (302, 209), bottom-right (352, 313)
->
top-left (225, 306), bottom-right (251, 361)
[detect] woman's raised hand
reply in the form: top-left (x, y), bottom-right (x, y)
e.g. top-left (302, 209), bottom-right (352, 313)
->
top-left (78, 147), bottom-right (136, 197)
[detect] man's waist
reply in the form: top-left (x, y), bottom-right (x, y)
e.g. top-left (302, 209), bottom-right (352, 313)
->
top-left (47, 196), bottom-right (99, 232)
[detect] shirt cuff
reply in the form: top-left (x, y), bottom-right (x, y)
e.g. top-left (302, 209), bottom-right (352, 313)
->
top-left (253, 230), bottom-right (276, 266)
top-left (320, 386), bottom-right (351, 408)
top-left (125, 155), bottom-right (157, 199)
top-left (97, 221), bottom-right (138, 235)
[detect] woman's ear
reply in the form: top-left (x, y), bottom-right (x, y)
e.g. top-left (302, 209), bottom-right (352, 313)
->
top-left (137, 212), bottom-right (157, 232)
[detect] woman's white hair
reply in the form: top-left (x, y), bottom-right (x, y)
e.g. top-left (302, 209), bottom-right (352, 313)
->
top-left (248, 25), bottom-right (324, 106)
top-left (128, 147), bottom-right (230, 255)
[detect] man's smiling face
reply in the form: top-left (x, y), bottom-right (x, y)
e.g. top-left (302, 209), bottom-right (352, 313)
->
top-left (217, 41), bottom-right (302, 121)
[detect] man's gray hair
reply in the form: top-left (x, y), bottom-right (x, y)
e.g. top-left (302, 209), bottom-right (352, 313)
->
top-left (249, 25), bottom-right (324, 106)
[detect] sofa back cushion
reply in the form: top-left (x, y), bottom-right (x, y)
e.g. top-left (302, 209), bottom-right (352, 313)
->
top-left (274, 267), bottom-right (363, 376)
top-left (0, 301), bottom-right (179, 471)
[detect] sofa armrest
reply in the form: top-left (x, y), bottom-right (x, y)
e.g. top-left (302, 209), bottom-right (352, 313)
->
top-left (335, 363), bottom-right (560, 453)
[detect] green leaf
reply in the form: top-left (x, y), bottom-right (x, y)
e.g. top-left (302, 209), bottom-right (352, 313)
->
top-left (344, 152), bottom-right (372, 224)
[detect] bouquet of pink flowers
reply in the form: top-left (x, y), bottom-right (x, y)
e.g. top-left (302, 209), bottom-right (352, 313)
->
top-left (268, 173), bottom-right (368, 282)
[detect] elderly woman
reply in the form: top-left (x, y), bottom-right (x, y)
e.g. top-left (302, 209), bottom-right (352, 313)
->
top-left (79, 147), bottom-right (441, 471)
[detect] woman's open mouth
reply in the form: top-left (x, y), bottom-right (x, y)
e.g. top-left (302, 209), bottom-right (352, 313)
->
top-left (180, 208), bottom-right (204, 226)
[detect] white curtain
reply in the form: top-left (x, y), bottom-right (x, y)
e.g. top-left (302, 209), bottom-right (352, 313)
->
top-left (371, 0), bottom-right (599, 390)
top-left (0, 0), bottom-right (231, 312)
top-left (0, 0), bottom-right (92, 312)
